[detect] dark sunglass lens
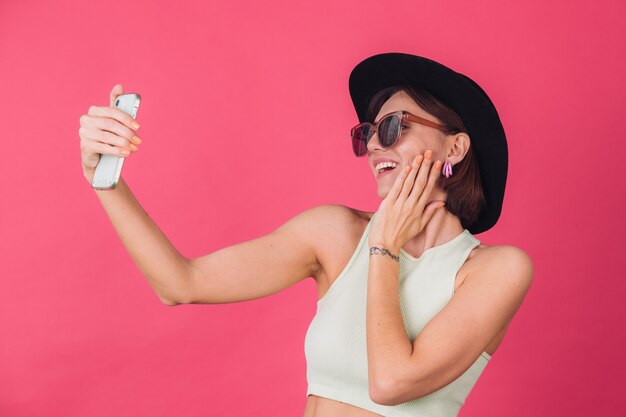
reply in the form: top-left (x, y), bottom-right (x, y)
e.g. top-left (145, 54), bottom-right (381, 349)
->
top-left (351, 125), bottom-right (371, 156)
top-left (378, 115), bottom-right (401, 147)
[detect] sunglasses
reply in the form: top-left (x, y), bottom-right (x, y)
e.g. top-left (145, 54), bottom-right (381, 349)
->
top-left (350, 110), bottom-right (448, 157)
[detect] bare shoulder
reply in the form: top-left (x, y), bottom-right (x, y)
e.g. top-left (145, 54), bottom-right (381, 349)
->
top-left (465, 243), bottom-right (535, 288)
top-left (452, 243), bottom-right (534, 355)
top-left (296, 204), bottom-right (371, 282)
top-left (292, 204), bottom-right (366, 243)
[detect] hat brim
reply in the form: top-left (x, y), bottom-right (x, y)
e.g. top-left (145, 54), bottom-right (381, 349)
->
top-left (349, 53), bottom-right (508, 234)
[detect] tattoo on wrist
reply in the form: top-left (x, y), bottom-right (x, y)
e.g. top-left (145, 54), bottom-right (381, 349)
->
top-left (369, 246), bottom-right (400, 263)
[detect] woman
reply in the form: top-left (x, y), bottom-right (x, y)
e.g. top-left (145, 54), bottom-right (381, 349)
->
top-left (78, 53), bottom-right (533, 417)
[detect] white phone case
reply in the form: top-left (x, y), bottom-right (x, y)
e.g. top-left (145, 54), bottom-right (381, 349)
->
top-left (91, 93), bottom-right (141, 190)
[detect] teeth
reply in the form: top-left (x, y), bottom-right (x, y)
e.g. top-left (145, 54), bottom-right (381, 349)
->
top-left (376, 161), bottom-right (398, 173)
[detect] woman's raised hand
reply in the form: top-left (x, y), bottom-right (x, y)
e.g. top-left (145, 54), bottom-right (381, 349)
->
top-left (78, 84), bottom-right (142, 183)
top-left (368, 149), bottom-right (446, 253)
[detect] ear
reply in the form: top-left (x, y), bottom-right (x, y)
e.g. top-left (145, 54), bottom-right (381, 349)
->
top-left (446, 132), bottom-right (471, 165)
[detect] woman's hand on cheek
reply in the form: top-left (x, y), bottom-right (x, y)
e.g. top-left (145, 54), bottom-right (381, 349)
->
top-left (368, 149), bottom-right (446, 253)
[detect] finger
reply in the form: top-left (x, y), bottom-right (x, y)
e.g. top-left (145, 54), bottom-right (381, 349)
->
top-left (80, 127), bottom-right (133, 158)
top-left (399, 153), bottom-right (423, 201)
top-left (421, 199), bottom-right (446, 225)
top-left (110, 84), bottom-right (124, 107)
top-left (81, 114), bottom-right (139, 150)
top-left (414, 159), bottom-right (443, 209)
top-left (80, 125), bottom-right (135, 150)
top-left (85, 138), bottom-right (133, 158)
top-left (86, 106), bottom-right (140, 136)
top-left (409, 149), bottom-right (434, 201)
top-left (387, 160), bottom-right (413, 202)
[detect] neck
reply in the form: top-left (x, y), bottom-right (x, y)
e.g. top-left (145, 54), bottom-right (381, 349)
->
top-left (401, 206), bottom-right (464, 258)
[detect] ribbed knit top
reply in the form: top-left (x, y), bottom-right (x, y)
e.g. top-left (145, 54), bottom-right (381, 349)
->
top-left (304, 212), bottom-right (490, 416)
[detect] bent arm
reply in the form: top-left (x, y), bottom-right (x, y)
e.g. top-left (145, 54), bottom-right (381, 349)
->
top-left (94, 176), bottom-right (191, 305)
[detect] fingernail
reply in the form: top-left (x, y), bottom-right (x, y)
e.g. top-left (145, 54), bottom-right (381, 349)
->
top-left (129, 143), bottom-right (138, 152)
top-left (132, 135), bottom-right (142, 144)
top-left (131, 121), bottom-right (140, 130)
top-left (434, 160), bottom-right (442, 169)
top-left (426, 149), bottom-right (432, 159)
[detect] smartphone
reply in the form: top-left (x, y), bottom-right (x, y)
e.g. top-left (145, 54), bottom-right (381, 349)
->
top-left (91, 93), bottom-right (141, 190)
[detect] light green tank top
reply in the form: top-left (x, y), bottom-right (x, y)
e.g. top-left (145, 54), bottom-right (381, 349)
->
top-left (304, 212), bottom-right (490, 416)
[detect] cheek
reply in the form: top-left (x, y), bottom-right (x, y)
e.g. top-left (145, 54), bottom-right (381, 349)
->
top-left (407, 136), bottom-right (443, 159)
top-left (398, 138), bottom-right (425, 161)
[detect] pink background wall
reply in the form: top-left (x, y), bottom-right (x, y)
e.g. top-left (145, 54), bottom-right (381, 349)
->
top-left (1, 0), bottom-right (624, 416)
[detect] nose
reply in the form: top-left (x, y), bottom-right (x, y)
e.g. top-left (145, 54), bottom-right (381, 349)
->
top-left (366, 131), bottom-right (384, 154)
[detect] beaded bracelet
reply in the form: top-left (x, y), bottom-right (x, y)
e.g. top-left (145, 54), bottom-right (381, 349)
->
top-left (369, 246), bottom-right (400, 263)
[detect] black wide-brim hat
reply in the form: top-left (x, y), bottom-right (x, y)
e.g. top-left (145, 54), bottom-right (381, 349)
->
top-left (349, 52), bottom-right (508, 234)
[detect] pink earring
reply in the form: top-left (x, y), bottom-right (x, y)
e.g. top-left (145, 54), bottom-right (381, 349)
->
top-left (443, 161), bottom-right (453, 178)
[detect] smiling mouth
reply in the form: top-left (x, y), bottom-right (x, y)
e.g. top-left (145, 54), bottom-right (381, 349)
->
top-left (377, 166), bottom-right (397, 178)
